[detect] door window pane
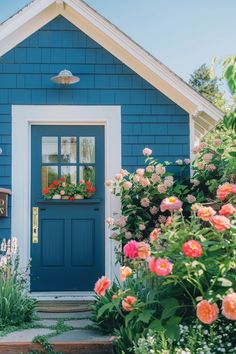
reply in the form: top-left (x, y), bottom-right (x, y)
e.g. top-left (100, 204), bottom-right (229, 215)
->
top-left (61, 137), bottom-right (77, 163)
top-left (42, 166), bottom-right (58, 191)
top-left (42, 137), bottom-right (58, 163)
top-left (80, 166), bottom-right (95, 186)
top-left (80, 137), bottom-right (95, 163)
top-left (61, 166), bottom-right (77, 185)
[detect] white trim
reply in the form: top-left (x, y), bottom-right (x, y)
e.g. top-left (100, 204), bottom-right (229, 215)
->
top-left (0, 0), bottom-right (223, 129)
top-left (12, 105), bottom-right (121, 296)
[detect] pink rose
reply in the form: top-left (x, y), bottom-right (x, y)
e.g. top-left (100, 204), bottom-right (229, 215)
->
top-left (146, 165), bottom-right (155, 173)
top-left (160, 197), bottom-right (183, 213)
top-left (143, 147), bottom-right (152, 156)
top-left (123, 181), bottom-right (132, 190)
top-left (140, 198), bottom-right (150, 207)
top-left (140, 178), bottom-right (150, 187)
top-left (149, 257), bottom-right (173, 276)
top-left (136, 168), bottom-right (145, 176)
top-left (115, 173), bottom-right (123, 181)
top-left (105, 179), bottom-right (113, 188)
top-left (124, 240), bottom-right (138, 259)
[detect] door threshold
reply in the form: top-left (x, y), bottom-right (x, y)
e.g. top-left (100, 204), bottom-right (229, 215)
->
top-left (30, 291), bottom-right (94, 301)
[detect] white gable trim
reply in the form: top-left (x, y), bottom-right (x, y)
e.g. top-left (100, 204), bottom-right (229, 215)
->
top-left (12, 104), bottom-right (121, 293)
top-left (1, 0), bottom-right (223, 134)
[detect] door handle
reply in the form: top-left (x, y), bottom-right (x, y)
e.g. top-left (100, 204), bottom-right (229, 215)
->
top-left (32, 207), bottom-right (39, 244)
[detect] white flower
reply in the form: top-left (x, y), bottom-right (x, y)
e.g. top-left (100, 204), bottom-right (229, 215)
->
top-left (11, 237), bottom-right (17, 254)
top-left (184, 158), bottom-right (191, 165)
top-left (125, 232), bottom-right (132, 239)
top-left (191, 179), bottom-right (200, 187)
top-left (186, 194), bottom-right (196, 203)
top-left (1, 238), bottom-right (6, 252)
top-left (175, 159), bottom-right (183, 165)
top-left (0, 256), bottom-right (7, 267)
top-left (139, 223), bottom-right (146, 231)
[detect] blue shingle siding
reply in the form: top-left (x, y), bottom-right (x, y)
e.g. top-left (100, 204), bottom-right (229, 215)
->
top-left (0, 16), bottom-right (189, 237)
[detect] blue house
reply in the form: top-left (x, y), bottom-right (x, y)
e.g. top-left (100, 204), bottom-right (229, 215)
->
top-left (0, 0), bottom-right (223, 296)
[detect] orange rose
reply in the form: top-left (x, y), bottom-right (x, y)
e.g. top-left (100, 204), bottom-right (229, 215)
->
top-left (196, 300), bottom-right (219, 324)
top-left (120, 266), bottom-right (132, 281)
top-left (94, 276), bottom-right (110, 296)
top-left (209, 215), bottom-right (231, 232)
top-left (219, 203), bottom-right (236, 216)
top-left (222, 293), bottom-right (236, 320)
top-left (197, 206), bottom-right (216, 221)
top-left (137, 242), bottom-right (150, 259)
top-left (216, 183), bottom-right (236, 201)
top-left (122, 296), bottom-right (137, 312)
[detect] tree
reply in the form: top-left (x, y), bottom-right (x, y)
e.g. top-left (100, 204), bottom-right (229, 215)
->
top-left (189, 64), bottom-right (226, 111)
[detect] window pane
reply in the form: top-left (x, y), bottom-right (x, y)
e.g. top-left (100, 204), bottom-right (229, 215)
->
top-left (61, 166), bottom-right (77, 185)
top-left (42, 166), bottom-right (58, 191)
top-left (42, 137), bottom-right (58, 163)
top-left (80, 166), bottom-right (95, 186)
top-left (61, 137), bottom-right (77, 163)
top-left (80, 137), bottom-right (95, 163)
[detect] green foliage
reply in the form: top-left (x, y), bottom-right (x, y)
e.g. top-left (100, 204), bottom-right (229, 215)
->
top-left (133, 319), bottom-right (236, 354)
top-left (0, 239), bottom-right (36, 329)
top-left (192, 127), bottom-right (236, 198)
top-left (189, 63), bottom-right (226, 111)
top-left (91, 282), bottom-right (124, 333)
top-left (222, 56), bottom-right (236, 132)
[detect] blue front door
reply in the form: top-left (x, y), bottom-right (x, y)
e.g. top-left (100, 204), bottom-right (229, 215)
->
top-left (31, 125), bottom-right (105, 291)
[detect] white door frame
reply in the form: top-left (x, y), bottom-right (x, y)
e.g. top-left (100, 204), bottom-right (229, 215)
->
top-left (12, 105), bottom-right (121, 299)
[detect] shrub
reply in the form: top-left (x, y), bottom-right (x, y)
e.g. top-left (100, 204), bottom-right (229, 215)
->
top-left (0, 238), bottom-right (36, 328)
top-left (92, 148), bottom-right (236, 353)
top-left (133, 319), bottom-right (236, 354)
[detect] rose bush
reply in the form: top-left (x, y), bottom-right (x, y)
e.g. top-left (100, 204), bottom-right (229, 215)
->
top-left (92, 148), bottom-right (236, 353)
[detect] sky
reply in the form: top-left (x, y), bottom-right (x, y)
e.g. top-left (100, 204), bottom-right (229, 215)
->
top-left (0, 0), bottom-right (235, 81)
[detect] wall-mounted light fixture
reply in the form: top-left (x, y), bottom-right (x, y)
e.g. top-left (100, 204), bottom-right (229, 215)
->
top-left (51, 69), bottom-right (80, 85)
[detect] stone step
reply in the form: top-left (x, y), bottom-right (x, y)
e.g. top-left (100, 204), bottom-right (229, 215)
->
top-left (36, 300), bottom-right (94, 313)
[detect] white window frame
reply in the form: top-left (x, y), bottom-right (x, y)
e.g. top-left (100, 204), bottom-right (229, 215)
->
top-left (12, 105), bottom-right (121, 299)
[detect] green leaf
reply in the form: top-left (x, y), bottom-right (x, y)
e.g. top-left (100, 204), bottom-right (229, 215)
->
top-left (125, 311), bottom-right (137, 327)
top-left (160, 298), bottom-right (179, 320)
top-left (97, 303), bottom-right (113, 319)
top-left (138, 310), bottom-right (153, 324)
top-left (165, 324), bottom-right (180, 340)
top-left (229, 151), bottom-right (236, 157)
top-left (149, 319), bottom-right (163, 331)
top-left (166, 316), bottom-right (182, 326)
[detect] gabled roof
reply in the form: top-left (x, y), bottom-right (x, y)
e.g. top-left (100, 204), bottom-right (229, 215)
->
top-left (0, 0), bottom-right (223, 138)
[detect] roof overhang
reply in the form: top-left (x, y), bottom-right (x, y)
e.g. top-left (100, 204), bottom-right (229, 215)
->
top-left (0, 0), bottom-right (224, 133)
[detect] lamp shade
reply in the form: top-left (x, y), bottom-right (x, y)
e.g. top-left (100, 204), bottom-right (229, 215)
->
top-left (51, 69), bottom-right (80, 85)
